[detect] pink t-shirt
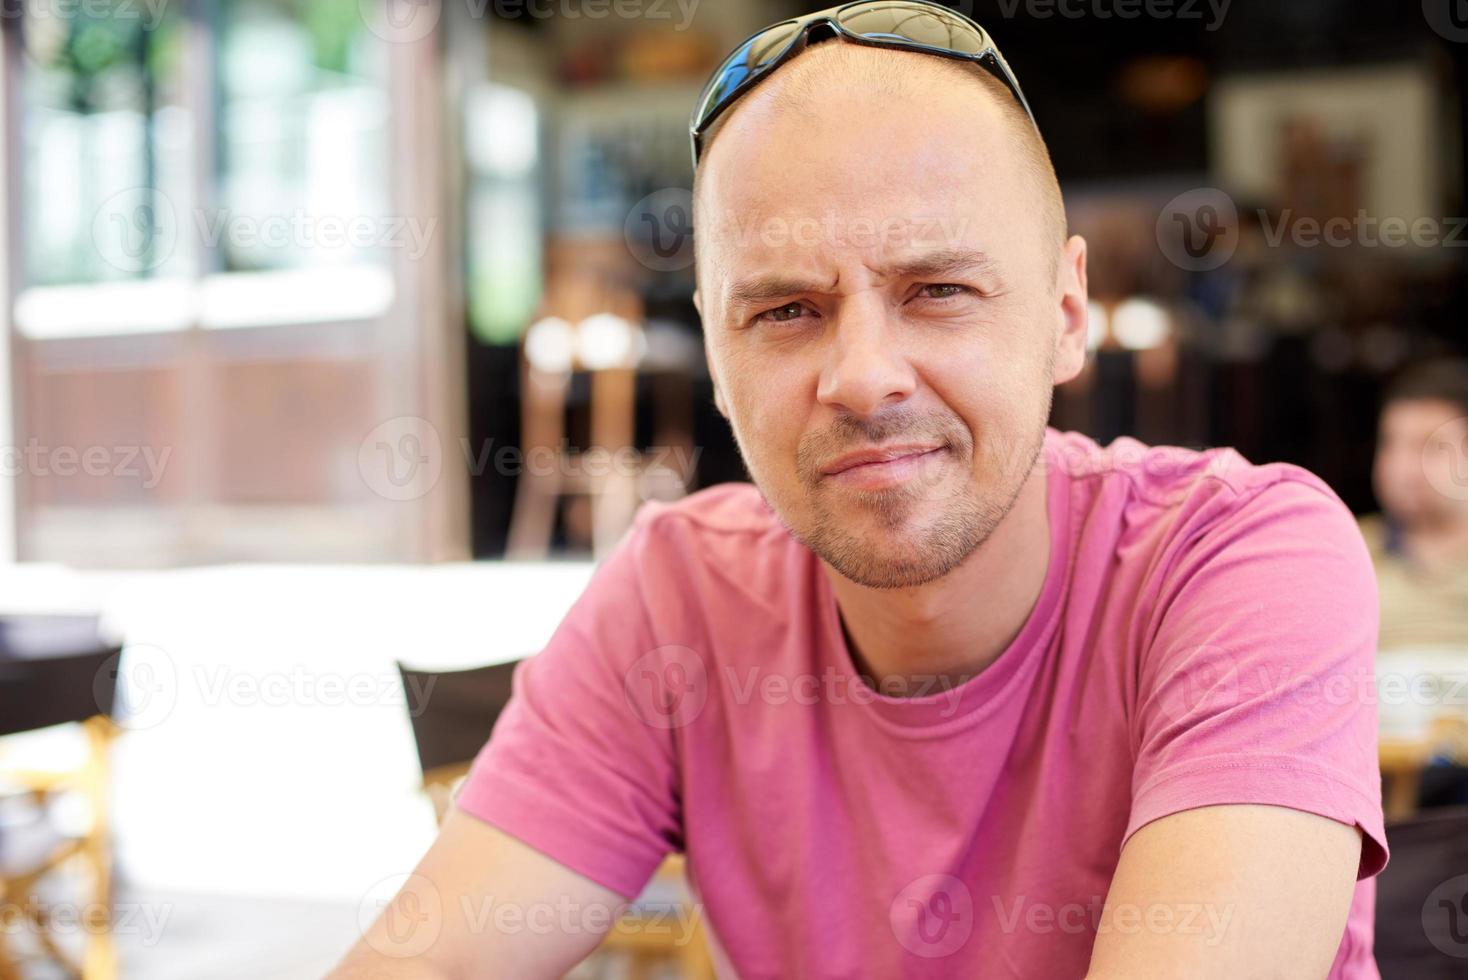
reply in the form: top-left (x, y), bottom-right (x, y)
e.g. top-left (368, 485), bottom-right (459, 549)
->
top-left (457, 427), bottom-right (1389, 978)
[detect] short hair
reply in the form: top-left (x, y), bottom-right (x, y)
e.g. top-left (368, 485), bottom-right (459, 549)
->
top-left (1382, 357), bottom-right (1468, 418)
top-left (691, 40), bottom-right (1067, 286)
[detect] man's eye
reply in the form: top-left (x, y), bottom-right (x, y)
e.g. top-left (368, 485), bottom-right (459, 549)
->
top-left (756, 302), bottom-right (807, 324)
top-left (918, 284), bottom-right (968, 300)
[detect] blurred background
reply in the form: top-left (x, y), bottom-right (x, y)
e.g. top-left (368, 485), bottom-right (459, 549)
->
top-left (0, 0), bottom-right (1467, 977)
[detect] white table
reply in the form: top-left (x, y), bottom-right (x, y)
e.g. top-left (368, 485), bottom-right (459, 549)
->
top-left (0, 560), bottom-right (596, 903)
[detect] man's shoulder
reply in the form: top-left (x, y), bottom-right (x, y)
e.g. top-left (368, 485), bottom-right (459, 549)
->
top-left (1045, 428), bottom-right (1355, 558)
top-left (632, 481), bottom-right (782, 539)
top-left (625, 482), bottom-right (800, 577)
top-left (615, 483), bottom-right (806, 622)
top-left (1046, 427), bottom-right (1342, 514)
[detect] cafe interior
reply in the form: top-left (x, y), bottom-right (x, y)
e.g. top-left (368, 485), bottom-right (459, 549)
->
top-left (0, 0), bottom-right (1466, 976)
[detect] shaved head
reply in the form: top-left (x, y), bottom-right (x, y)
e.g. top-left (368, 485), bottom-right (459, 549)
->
top-left (692, 40), bottom-right (1067, 288)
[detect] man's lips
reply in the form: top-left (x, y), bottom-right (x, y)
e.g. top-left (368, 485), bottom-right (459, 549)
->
top-left (820, 444), bottom-right (947, 477)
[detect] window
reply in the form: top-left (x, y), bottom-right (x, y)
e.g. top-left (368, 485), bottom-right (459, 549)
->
top-left (22, 0), bottom-right (189, 286)
top-left (464, 82), bottom-right (541, 345)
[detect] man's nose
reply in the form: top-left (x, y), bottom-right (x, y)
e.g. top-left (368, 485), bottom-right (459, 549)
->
top-left (814, 305), bottom-right (918, 418)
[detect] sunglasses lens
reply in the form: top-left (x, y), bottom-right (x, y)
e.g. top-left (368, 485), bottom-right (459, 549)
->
top-left (693, 20), bottom-right (805, 131)
top-left (836, 1), bottom-right (988, 54)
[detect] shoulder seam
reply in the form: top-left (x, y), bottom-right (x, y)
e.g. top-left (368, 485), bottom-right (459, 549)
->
top-left (634, 486), bottom-right (784, 539)
top-left (1056, 443), bottom-right (1338, 514)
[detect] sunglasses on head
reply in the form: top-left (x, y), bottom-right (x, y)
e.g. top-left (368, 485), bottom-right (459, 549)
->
top-left (689, 0), bottom-right (1038, 169)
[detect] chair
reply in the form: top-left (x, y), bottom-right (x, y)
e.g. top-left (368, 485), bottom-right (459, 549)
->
top-left (505, 240), bottom-right (698, 561)
top-left (395, 660), bottom-right (714, 979)
top-left (397, 660), bottom-right (520, 824)
top-left (0, 615), bottom-right (123, 980)
top-left (505, 276), bottom-right (651, 561)
top-left (1375, 806), bottom-right (1468, 978)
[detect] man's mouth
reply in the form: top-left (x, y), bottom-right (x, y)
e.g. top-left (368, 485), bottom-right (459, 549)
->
top-left (819, 444), bottom-right (948, 489)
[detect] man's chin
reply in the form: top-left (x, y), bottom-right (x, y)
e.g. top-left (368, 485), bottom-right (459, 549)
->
top-left (819, 545), bottom-right (967, 590)
top-left (802, 506), bottom-right (994, 589)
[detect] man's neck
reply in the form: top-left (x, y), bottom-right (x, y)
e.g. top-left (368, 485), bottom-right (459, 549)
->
top-left (1402, 510), bottom-right (1468, 572)
top-left (820, 461), bottom-right (1053, 696)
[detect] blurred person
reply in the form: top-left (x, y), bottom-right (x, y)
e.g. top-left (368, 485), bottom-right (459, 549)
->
top-left (1363, 358), bottom-right (1468, 651)
top-left (1364, 358), bottom-right (1468, 810)
top-left (331, 3), bottom-right (1385, 978)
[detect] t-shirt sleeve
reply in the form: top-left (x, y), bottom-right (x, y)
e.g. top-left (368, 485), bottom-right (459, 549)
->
top-left (452, 506), bottom-right (681, 899)
top-left (1127, 475), bottom-right (1389, 880)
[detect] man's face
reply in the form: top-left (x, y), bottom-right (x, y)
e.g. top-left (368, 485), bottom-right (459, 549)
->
top-left (693, 59), bottom-right (1086, 589)
top-left (1375, 398), bottom-right (1468, 528)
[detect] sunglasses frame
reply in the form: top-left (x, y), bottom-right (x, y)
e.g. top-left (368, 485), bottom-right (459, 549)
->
top-left (689, 0), bottom-right (1039, 168)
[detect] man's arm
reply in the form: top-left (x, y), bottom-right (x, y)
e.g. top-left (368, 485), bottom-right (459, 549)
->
top-left (327, 806), bottom-right (628, 980)
top-left (1084, 804), bottom-right (1362, 980)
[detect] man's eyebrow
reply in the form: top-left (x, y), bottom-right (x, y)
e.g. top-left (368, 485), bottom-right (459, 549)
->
top-left (891, 247), bottom-right (1000, 281)
top-left (725, 247), bottom-right (999, 309)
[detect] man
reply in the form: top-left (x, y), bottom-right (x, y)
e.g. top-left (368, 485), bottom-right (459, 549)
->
top-left (1363, 358), bottom-right (1468, 652)
top-left (1364, 358), bottom-right (1468, 810)
top-left (331, 4), bottom-right (1386, 977)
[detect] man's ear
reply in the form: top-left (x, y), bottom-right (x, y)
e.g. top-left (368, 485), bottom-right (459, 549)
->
top-left (706, 352), bottom-right (730, 420)
top-left (1053, 235), bottom-right (1089, 385)
top-left (711, 380), bottom-right (729, 419)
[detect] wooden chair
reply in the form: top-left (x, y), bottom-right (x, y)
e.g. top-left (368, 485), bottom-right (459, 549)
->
top-left (506, 237), bottom-right (698, 561)
top-left (396, 660), bottom-right (714, 978)
top-left (506, 273), bottom-right (649, 561)
top-left (0, 616), bottom-right (123, 980)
